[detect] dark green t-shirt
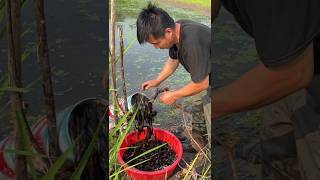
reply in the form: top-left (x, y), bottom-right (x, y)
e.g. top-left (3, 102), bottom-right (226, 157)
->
top-left (221, 0), bottom-right (320, 74)
top-left (169, 20), bottom-right (212, 92)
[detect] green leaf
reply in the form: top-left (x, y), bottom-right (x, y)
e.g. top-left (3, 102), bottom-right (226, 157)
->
top-left (0, 87), bottom-right (31, 93)
top-left (109, 110), bottom-right (131, 138)
top-left (3, 149), bottom-right (48, 159)
top-left (200, 164), bottom-right (211, 180)
top-left (109, 158), bottom-right (150, 178)
top-left (123, 36), bottom-right (136, 55)
top-left (183, 153), bottom-right (200, 180)
top-left (16, 110), bottom-right (37, 180)
top-left (42, 143), bottom-right (75, 180)
top-left (109, 110), bottom-right (137, 170)
top-left (109, 36), bottom-right (137, 65)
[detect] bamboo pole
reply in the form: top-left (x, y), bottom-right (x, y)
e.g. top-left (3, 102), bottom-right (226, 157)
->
top-left (6, 0), bottom-right (27, 178)
top-left (110, 0), bottom-right (118, 123)
top-left (32, 0), bottom-right (60, 162)
top-left (118, 25), bottom-right (128, 112)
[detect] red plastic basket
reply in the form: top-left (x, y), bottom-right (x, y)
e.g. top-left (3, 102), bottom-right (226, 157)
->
top-left (117, 128), bottom-right (183, 180)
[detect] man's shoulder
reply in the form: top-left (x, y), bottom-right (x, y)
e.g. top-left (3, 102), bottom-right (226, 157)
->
top-left (177, 19), bottom-right (210, 30)
top-left (178, 19), bottom-right (211, 48)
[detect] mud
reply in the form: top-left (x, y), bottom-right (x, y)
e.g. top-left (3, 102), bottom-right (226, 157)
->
top-left (123, 140), bottom-right (176, 171)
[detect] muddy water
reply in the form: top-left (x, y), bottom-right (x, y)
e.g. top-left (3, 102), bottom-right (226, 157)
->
top-left (0, 0), bottom-right (107, 137)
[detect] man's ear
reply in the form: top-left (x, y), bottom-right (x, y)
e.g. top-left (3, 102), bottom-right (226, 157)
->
top-left (164, 28), bottom-right (173, 35)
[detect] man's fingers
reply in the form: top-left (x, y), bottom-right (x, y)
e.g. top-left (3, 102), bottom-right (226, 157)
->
top-left (141, 82), bottom-right (148, 91)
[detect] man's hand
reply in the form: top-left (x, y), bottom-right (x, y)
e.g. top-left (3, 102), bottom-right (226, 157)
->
top-left (141, 57), bottom-right (179, 91)
top-left (160, 91), bottom-right (180, 105)
top-left (141, 79), bottom-right (160, 90)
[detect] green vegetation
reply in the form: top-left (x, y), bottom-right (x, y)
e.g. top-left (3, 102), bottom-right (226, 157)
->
top-left (177, 0), bottom-right (211, 8)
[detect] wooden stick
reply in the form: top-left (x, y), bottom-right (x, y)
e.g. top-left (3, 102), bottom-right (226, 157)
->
top-left (6, 0), bottom-right (27, 178)
top-left (118, 25), bottom-right (128, 112)
top-left (110, 0), bottom-right (118, 123)
top-left (33, 0), bottom-right (60, 161)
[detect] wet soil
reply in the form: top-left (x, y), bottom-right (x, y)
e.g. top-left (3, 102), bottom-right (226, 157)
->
top-left (123, 140), bottom-right (176, 171)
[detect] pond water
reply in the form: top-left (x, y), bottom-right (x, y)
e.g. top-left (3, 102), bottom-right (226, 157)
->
top-left (0, 0), bottom-right (107, 137)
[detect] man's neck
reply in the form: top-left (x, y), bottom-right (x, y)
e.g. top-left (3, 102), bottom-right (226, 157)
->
top-left (175, 22), bottom-right (181, 48)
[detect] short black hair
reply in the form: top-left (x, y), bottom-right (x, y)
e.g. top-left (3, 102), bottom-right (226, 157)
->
top-left (136, 3), bottom-right (175, 44)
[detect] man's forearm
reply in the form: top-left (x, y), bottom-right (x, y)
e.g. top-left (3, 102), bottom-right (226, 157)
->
top-left (156, 57), bottom-right (179, 83)
top-left (213, 64), bottom-right (298, 118)
top-left (213, 44), bottom-right (314, 119)
top-left (175, 76), bottom-right (209, 98)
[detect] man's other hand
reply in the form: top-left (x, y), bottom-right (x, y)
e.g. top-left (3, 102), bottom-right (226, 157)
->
top-left (160, 91), bottom-right (180, 105)
top-left (141, 79), bottom-right (161, 90)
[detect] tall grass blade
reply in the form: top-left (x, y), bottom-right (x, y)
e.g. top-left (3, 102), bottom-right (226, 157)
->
top-left (108, 36), bottom-right (137, 65)
top-left (124, 142), bottom-right (167, 166)
top-left (42, 143), bottom-right (75, 180)
top-left (109, 110), bottom-right (131, 138)
top-left (16, 111), bottom-right (37, 180)
top-left (123, 37), bottom-right (136, 56)
top-left (109, 158), bottom-right (150, 178)
top-left (109, 110), bottom-right (137, 169)
top-left (0, 87), bottom-right (31, 93)
top-left (183, 153), bottom-right (200, 180)
top-left (3, 149), bottom-right (48, 158)
top-left (200, 164), bottom-right (211, 180)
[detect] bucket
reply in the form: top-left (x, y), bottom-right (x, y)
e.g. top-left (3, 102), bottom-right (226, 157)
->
top-left (117, 128), bottom-right (183, 180)
top-left (0, 97), bottom-right (108, 179)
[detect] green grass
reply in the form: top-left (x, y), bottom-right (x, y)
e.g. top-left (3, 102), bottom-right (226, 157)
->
top-left (176, 0), bottom-right (211, 8)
